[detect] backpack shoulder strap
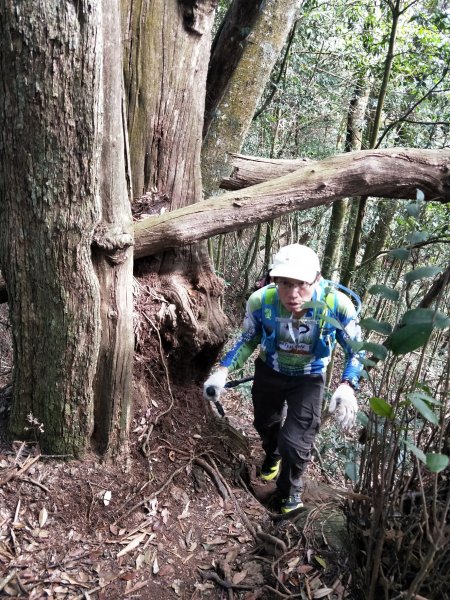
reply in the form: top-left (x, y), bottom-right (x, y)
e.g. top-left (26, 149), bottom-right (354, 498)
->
top-left (261, 284), bottom-right (278, 333)
top-left (321, 279), bottom-right (362, 316)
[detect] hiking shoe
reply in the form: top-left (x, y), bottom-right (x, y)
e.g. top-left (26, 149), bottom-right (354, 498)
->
top-left (281, 494), bottom-right (303, 513)
top-left (260, 457), bottom-right (281, 481)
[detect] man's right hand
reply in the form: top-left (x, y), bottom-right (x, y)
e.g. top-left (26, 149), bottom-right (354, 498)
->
top-left (203, 367), bottom-right (228, 401)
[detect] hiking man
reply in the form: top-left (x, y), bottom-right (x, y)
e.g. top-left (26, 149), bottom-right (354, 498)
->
top-left (203, 244), bottom-right (364, 513)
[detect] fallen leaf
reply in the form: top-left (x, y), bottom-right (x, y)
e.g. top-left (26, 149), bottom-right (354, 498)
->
top-left (37, 530), bottom-right (49, 538)
top-left (314, 555), bottom-right (327, 569)
top-left (152, 554), bottom-right (159, 574)
top-left (117, 532), bottom-right (147, 558)
top-left (125, 580), bottom-right (147, 594)
top-left (194, 581), bottom-right (215, 592)
top-left (178, 501), bottom-right (190, 520)
top-left (232, 570), bottom-right (248, 585)
top-left (287, 556), bottom-right (300, 569)
top-left (158, 564), bottom-right (175, 577)
top-left (298, 565), bottom-right (314, 574)
top-left (120, 570), bottom-right (137, 581)
top-left (205, 537), bottom-right (227, 545)
top-left (313, 587), bottom-right (334, 599)
top-left (38, 507), bottom-right (48, 528)
top-left (172, 579), bottom-right (182, 595)
top-left (160, 508), bottom-right (170, 524)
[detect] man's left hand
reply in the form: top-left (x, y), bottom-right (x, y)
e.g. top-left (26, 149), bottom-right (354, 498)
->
top-left (329, 383), bottom-right (358, 430)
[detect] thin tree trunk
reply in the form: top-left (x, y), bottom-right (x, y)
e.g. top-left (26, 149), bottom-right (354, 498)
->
top-left (201, 0), bottom-right (302, 195)
top-left (322, 76), bottom-right (371, 280)
top-left (204, 0), bottom-right (263, 136)
top-left (355, 199), bottom-right (397, 295)
top-left (344, 0), bottom-right (401, 289)
top-left (92, 0), bottom-right (134, 456)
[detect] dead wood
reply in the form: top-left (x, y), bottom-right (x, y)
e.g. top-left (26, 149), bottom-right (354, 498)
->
top-left (0, 148), bottom-right (448, 303)
top-left (134, 148), bottom-right (450, 258)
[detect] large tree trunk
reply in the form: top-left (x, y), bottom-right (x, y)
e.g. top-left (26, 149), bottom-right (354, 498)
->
top-left (201, 0), bottom-right (302, 194)
top-left (0, 1), bottom-right (133, 456)
top-left (123, 0), bottom-right (228, 359)
top-left (0, 2), bottom-right (102, 455)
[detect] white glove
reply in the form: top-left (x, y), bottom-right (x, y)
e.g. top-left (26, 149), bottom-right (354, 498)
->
top-left (329, 383), bottom-right (358, 430)
top-left (203, 367), bottom-right (228, 401)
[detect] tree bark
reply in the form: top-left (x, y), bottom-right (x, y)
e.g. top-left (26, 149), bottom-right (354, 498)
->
top-left (123, 0), bottom-right (217, 210)
top-left (344, 0), bottom-right (401, 290)
top-left (123, 0), bottom-right (228, 357)
top-left (204, 0), bottom-right (263, 136)
top-left (0, 2), bottom-right (102, 455)
top-left (201, 0), bottom-right (302, 195)
top-left (133, 149), bottom-right (450, 258)
top-left (321, 76), bottom-right (371, 280)
top-left (1, 149), bottom-right (449, 308)
top-left (356, 199), bottom-right (398, 295)
top-left (92, 0), bottom-right (134, 456)
top-left (220, 154), bottom-right (312, 190)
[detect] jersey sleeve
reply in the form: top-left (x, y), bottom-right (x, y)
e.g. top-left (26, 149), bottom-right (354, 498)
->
top-left (333, 291), bottom-right (365, 388)
top-left (219, 289), bottom-right (264, 372)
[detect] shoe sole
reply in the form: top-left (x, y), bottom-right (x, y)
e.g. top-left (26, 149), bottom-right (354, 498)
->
top-left (260, 460), bottom-right (281, 482)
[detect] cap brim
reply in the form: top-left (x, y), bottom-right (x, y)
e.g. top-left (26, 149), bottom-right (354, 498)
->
top-left (270, 265), bottom-right (318, 282)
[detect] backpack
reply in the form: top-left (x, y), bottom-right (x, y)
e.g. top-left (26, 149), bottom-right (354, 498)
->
top-left (260, 280), bottom-right (361, 359)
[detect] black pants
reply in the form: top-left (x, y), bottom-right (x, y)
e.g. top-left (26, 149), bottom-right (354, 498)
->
top-left (251, 358), bottom-right (324, 497)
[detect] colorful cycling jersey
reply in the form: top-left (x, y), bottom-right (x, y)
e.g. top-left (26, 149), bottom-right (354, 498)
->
top-left (220, 279), bottom-right (364, 388)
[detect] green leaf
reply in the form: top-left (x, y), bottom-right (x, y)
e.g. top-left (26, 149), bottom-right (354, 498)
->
top-left (359, 357), bottom-right (378, 368)
top-left (426, 453), bottom-right (449, 473)
top-left (401, 308), bottom-right (450, 330)
top-left (314, 555), bottom-right (327, 569)
top-left (301, 300), bottom-right (328, 310)
top-left (370, 397), bottom-right (394, 419)
top-left (360, 318), bottom-right (393, 335)
top-left (345, 461), bottom-right (358, 482)
top-left (322, 315), bottom-right (343, 330)
top-left (386, 324), bottom-right (433, 355)
top-left (403, 440), bottom-right (426, 463)
top-left (406, 231), bottom-right (428, 245)
top-left (388, 248), bottom-right (410, 261)
top-left (362, 342), bottom-right (388, 361)
top-left (404, 265), bottom-right (443, 283)
top-left (357, 411), bottom-right (369, 426)
top-left (367, 284), bottom-right (399, 302)
top-left (406, 202), bottom-right (421, 218)
top-left (408, 395), bottom-right (439, 425)
top-left (407, 391), bottom-right (441, 406)
top-left (348, 339), bottom-right (364, 353)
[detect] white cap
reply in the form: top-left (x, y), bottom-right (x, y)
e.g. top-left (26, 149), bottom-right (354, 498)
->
top-left (269, 244), bottom-right (321, 283)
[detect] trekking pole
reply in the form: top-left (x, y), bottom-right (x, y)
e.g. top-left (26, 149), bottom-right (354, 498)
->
top-left (205, 376), bottom-right (254, 416)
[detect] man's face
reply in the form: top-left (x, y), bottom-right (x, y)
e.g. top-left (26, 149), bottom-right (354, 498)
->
top-left (276, 276), bottom-right (319, 316)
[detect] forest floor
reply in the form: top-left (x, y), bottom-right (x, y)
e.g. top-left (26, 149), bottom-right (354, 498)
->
top-left (0, 376), bottom-right (357, 600)
top-left (0, 298), bottom-right (358, 599)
